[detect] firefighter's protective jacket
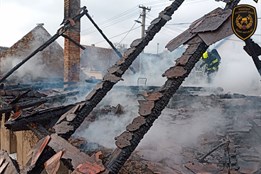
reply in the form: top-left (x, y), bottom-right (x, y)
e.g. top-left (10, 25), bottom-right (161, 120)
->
top-left (200, 49), bottom-right (221, 73)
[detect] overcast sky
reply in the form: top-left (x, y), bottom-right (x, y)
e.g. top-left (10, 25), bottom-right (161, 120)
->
top-left (0, 0), bottom-right (260, 53)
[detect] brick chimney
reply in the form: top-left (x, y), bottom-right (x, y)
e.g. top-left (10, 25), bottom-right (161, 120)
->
top-left (64, 0), bottom-right (81, 82)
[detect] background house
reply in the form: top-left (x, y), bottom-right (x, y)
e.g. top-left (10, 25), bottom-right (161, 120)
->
top-left (0, 24), bottom-right (64, 83)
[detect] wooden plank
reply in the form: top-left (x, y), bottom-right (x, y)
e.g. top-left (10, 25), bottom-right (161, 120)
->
top-left (16, 131), bottom-right (39, 167)
top-left (49, 134), bottom-right (94, 169)
top-left (0, 150), bottom-right (19, 174)
top-left (1, 114), bottom-right (11, 153)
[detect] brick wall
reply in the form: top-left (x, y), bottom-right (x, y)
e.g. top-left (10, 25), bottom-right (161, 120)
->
top-left (64, 0), bottom-right (81, 82)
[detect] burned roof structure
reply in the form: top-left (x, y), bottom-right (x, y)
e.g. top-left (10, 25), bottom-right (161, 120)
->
top-left (1, 0), bottom-right (261, 173)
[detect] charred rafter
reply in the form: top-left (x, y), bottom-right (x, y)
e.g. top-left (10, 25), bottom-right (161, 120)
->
top-left (0, 89), bottom-right (46, 98)
top-left (0, 91), bottom-right (79, 116)
top-left (244, 39), bottom-right (261, 76)
top-left (5, 104), bottom-right (75, 131)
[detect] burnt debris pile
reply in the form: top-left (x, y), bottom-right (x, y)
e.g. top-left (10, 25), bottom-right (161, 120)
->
top-left (1, 0), bottom-right (261, 173)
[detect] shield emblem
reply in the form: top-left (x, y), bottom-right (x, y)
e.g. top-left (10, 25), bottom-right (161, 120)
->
top-left (232, 4), bottom-right (257, 40)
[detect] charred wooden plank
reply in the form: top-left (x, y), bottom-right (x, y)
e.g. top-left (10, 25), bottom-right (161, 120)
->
top-left (9, 90), bottom-right (31, 105)
top-left (85, 82), bottom-right (104, 101)
top-left (198, 16), bottom-right (233, 46)
top-left (0, 89), bottom-right (45, 98)
top-left (5, 104), bottom-right (74, 131)
top-left (48, 134), bottom-right (96, 169)
top-left (0, 98), bottom-right (48, 115)
top-left (191, 8), bottom-right (231, 33)
top-left (107, 65), bottom-right (123, 75)
top-left (0, 91), bottom-right (78, 115)
top-left (244, 38), bottom-right (261, 76)
top-left (166, 8), bottom-right (233, 52)
top-left (165, 29), bottom-right (196, 52)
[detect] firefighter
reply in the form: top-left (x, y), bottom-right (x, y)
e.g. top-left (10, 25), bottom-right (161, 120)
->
top-left (200, 49), bottom-right (221, 83)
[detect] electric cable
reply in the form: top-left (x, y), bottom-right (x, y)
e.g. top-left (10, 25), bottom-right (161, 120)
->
top-left (94, 26), bottom-right (140, 45)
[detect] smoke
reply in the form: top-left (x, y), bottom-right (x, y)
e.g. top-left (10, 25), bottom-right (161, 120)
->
top-left (1, 55), bottom-right (48, 82)
top-left (1, 26), bottom-right (63, 83)
top-left (120, 50), bottom-right (183, 86)
top-left (184, 36), bottom-right (261, 95)
top-left (76, 87), bottom-right (139, 148)
top-left (212, 40), bottom-right (261, 95)
top-left (136, 99), bottom-right (225, 165)
top-left (76, 86), bottom-right (226, 165)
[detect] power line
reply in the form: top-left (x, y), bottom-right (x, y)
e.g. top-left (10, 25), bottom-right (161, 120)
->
top-left (82, 0), bottom-right (219, 36)
top-left (118, 22), bottom-right (137, 44)
top-left (167, 22), bottom-right (192, 25)
top-left (150, 0), bottom-right (209, 10)
top-left (82, 13), bottom-right (140, 36)
top-left (94, 26), bottom-right (140, 45)
top-left (118, 16), bottom-right (142, 44)
top-left (81, 8), bottom-right (139, 34)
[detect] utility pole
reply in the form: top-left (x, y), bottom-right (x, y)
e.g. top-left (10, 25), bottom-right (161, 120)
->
top-left (139, 5), bottom-right (151, 38)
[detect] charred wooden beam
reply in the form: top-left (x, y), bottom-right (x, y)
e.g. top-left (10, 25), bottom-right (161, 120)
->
top-left (84, 11), bottom-right (122, 59)
top-left (42, 91), bottom-right (79, 103)
top-left (244, 38), bottom-right (261, 76)
top-left (0, 89), bottom-right (46, 98)
top-left (61, 34), bottom-right (86, 50)
top-left (0, 91), bottom-right (79, 115)
top-left (5, 104), bottom-right (75, 131)
top-left (225, 0), bottom-right (240, 9)
top-left (199, 140), bottom-right (229, 163)
top-left (9, 90), bottom-right (31, 105)
top-left (53, 0), bottom-right (185, 140)
top-left (84, 10), bottom-right (136, 74)
top-left (0, 98), bottom-right (48, 115)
